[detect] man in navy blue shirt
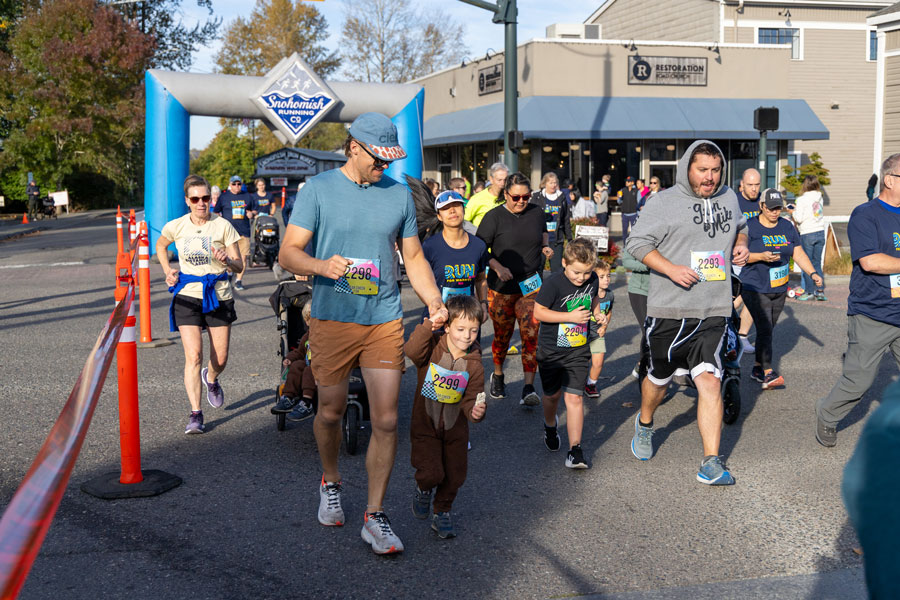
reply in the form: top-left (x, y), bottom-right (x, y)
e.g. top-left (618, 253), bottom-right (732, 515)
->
top-left (816, 152), bottom-right (900, 447)
top-left (214, 175), bottom-right (258, 290)
top-left (734, 168), bottom-right (762, 354)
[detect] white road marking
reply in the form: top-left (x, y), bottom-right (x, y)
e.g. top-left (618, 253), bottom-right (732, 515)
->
top-left (0, 261), bottom-right (86, 269)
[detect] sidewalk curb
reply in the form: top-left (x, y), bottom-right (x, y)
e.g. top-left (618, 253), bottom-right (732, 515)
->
top-left (0, 226), bottom-right (45, 242)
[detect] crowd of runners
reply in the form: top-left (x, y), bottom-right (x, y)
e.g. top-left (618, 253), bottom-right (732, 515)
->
top-left (157, 111), bottom-right (900, 558)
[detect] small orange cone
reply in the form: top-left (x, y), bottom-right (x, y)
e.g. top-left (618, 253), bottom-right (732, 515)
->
top-left (22, 213), bottom-right (29, 224)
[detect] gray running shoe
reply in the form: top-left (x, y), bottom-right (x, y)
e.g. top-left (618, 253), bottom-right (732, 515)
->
top-left (317, 477), bottom-right (344, 526)
top-left (816, 417), bottom-right (837, 447)
top-left (697, 455), bottom-right (735, 485)
top-left (361, 511), bottom-right (404, 554)
top-left (412, 486), bottom-right (432, 520)
top-left (271, 394), bottom-right (298, 414)
top-left (201, 368), bottom-right (224, 408)
top-left (630, 413), bottom-right (654, 460)
top-left (431, 511), bottom-right (456, 539)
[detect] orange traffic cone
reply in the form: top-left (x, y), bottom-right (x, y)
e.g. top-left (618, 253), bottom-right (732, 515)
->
top-left (22, 213), bottom-right (29, 224)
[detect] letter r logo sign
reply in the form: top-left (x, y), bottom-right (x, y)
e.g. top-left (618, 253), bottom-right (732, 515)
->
top-left (633, 60), bottom-right (651, 81)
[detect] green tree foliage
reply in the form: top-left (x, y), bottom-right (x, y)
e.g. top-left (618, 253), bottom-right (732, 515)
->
top-left (781, 152), bottom-right (831, 196)
top-left (340, 0), bottom-right (466, 83)
top-left (189, 126), bottom-right (255, 190)
top-left (215, 0), bottom-right (339, 77)
top-left (0, 0), bottom-right (153, 208)
top-left (112, 0), bottom-right (221, 71)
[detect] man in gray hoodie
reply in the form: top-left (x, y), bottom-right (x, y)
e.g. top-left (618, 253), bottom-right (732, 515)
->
top-left (625, 140), bottom-right (749, 486)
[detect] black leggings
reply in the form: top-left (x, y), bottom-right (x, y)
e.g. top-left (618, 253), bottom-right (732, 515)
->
top-left (740, 290), bottom-right (786, 371)
top-left (629, 292), bottom-right (649, 376)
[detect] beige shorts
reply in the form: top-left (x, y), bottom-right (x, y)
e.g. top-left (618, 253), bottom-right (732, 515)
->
top-left (308, 318), bottom-right (405, 386)
top-left (237, 236), bottom-right (250, 256)
top-left (590, 336), bottom-right (606, 355)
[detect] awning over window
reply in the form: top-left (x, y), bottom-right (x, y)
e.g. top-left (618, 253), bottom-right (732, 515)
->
top-left (423, 96), bottom-right (829, 146)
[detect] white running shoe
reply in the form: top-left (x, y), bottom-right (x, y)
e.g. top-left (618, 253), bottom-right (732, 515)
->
top-left (317, 476), bottom-right (344, 526)
top-left (361, 511), bottom-right (404, 554)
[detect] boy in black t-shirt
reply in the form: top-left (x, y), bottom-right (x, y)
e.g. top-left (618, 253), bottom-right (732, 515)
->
top-left (533, 238), bottom-right (605, 469)
top-left (584, 260), bottom-right (614, 398)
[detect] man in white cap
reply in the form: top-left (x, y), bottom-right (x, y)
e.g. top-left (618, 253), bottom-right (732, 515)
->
top-left (279, 112), bottom-right (447, 555)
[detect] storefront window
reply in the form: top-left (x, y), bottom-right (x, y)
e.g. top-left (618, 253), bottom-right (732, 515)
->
top-left (540, 140), bottom-right (570, 185)
top-left (475, 143), bottom-right (491, 183)
top-left (730, 141), bottom-right (757, 189)
top-left (647, 141), bottom-right (676, 162)
top-left (460, 144), bottom-right (474, 184)
top-left (518, 142), bottom-right (533, 182)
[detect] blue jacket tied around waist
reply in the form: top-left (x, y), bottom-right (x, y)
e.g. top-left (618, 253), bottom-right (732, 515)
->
top-left (168, 272), bottom-right (229, 331)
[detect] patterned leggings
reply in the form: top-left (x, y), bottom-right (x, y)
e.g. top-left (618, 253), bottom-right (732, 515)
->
top-left (487, 289), bottom-right (539, 373)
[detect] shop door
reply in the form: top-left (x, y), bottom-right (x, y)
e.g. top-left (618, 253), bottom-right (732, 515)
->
top-left (650, 165), bottom-right (675, 190)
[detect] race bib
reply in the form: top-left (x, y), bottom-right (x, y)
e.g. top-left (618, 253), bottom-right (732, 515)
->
top-left (232, 207), bottom-right (245, 219)
top-left (547, 221), bottom-right (558, 232)
top-left (518, 272), bottom-right (542, 296)
top-left (557, 323), bottom-right (588, 348)
top-left (335, 258), bottom-right (380, 295)
top-left (442, 285), bottom-right (472, 302)
top-left (691, 251), bottom-right (726, 282)
top-left (769, 264), bottom-right (789, 288)
top-left (421, 363), bottom-right (469, 404)
top-left (891, 274), bottom-right (900, 299)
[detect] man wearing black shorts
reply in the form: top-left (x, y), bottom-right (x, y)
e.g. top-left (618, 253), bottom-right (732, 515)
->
top-left (625, 140), bottom-right (749, 485)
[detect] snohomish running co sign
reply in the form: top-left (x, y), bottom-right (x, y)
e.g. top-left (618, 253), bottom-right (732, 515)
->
top-left (628, 56), bottom-right (708, 87)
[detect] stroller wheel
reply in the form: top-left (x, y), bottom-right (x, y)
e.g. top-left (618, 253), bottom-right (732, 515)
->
top-left (723, 378), bottom-right (741, 425)
top-left (343, 402), bottom-right (360, 455)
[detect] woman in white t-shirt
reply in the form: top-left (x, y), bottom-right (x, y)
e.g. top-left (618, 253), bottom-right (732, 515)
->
top-left (156, 174), bottom-right (243, 434)
top-left (790, 175), bottom-right (827, 301)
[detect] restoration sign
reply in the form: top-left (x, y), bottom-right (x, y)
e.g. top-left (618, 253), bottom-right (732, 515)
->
top-left (478, 64), bottom-right (503, 96)
top-left (628, 56), bottom-right (708, 86)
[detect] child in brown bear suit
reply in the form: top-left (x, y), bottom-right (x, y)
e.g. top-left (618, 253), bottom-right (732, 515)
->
top-left (405, 295), bottom-right (486, 539)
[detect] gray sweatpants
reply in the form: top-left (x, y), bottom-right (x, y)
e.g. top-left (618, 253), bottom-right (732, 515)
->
top-left (816, 313), bottom-right (900, 425)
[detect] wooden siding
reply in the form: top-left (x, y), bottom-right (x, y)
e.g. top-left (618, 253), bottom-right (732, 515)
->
top-left (886, 30), bottom-right (900, 51)
top-left (883, 56), bottom-right (900, 159)
top-left (587, 0), bottom-right (717, 42)
top-left (737, 5), bottom-right (872, 23)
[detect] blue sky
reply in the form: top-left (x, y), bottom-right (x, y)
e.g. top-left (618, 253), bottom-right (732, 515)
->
top-left (181, 0), bottom-right (602, 149)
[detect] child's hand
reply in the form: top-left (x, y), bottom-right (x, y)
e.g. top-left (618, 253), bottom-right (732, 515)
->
top-left (471, 402), bottom-right (486, 419)
top-left (570, 307), bottom-right (591, 323)
top-left (595, 312), bottom-right (609, 325)
top-left (282, 358), bottom-right (292, 367)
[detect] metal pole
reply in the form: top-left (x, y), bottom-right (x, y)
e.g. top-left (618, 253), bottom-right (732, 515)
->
top-left (504, 5), bottom-right (518, 173)
top-left (758, 130), bottom-right (768, 190)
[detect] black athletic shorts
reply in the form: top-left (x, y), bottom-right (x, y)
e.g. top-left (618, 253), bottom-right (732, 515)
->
top-left (644, 316), bottom-right (726, 385)
top-left (173, 295), bottom-right (237, 328)
top-left (537, 346), bottom-right (591, 396)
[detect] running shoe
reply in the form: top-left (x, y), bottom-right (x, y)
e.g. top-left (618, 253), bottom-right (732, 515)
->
top-left (489, 373), bottom-right (506, 399)
top-left (816, 417), bottom-right (837, 448)
top-left (201, 367), bottom-right (224, 408)
top-left (361, 511), bottom-right (404, 554)
top-left (630, 413), bottom-right (654, 461)
top-left (750, 365), bottom-right (765, 383)
top-left (565, 444), bottom-right (589, 469)
top-left (544, 418), bottom-right (560, 452)
top-left (520, 383), bottom-right (540, 406)
top-left (317, 477), bottom-right (344, 527)
top-left (234, 280), bottom-right (245, 291)
top-left (185, 411), bottom-right (204, 434)
top-left (431, 511), bottom-right (456, 539)
top-left (815, 291), bottom-right (828, 301)
top-left (584, 381), bottom-right (600, 398)
top-left (761, 369), bottom-right (784, 390)
top-left (286, 399), bottom-right (314, 422)
top-left (271, 394), bottom-right (299, 414)
top-left (739, 335), bottom-right (755, 354)
top-left (412, 486), bottom-right (432, 520)
top-left (795, 292), bottom-right (814, 301)
top-left (697, 455), bottom-right (735, 485)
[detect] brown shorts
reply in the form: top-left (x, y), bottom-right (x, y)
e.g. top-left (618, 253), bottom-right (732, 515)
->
top-left (237, 236), bottom-right (251, 256)
top-left (309, 318), bottom-right (405, 386)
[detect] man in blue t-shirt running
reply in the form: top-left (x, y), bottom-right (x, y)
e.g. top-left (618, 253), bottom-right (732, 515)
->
top-left (279, 113), bottom-right (447, 555)
top-left (816, 152), bottom-right (900, 448)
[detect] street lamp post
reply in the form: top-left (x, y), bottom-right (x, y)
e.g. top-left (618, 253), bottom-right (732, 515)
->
top-left (458, 0), bottom-right (520, 173)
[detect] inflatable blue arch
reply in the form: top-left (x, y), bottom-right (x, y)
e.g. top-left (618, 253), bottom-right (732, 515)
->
top-left (145, 54), bottom-right (424, 253)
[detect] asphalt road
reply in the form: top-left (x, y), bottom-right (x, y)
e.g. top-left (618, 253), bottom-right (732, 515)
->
top-left (0, 212), bottom-right (882, 599)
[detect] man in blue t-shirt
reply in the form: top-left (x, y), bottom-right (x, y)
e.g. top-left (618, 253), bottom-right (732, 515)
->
top-left (422, 190), bottom-right (490, 320)
top-left (816, 153), bottom-right (900, 448)
top-left (213, 175), bottom-right (258, 290)
top-left (733, 168), bottom-right (762, 353)
top-left (279, 112), bottom-right (446, 555)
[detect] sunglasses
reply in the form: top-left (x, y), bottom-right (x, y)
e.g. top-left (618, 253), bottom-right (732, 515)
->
top-left (188, 195), bottom-right (211, 204)
top-left (230, 182), bottom-right (242, 186)
top-left (506, 193), bottom-right (530, 202)
top-left (355, 141), bottom-right (391, 168)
